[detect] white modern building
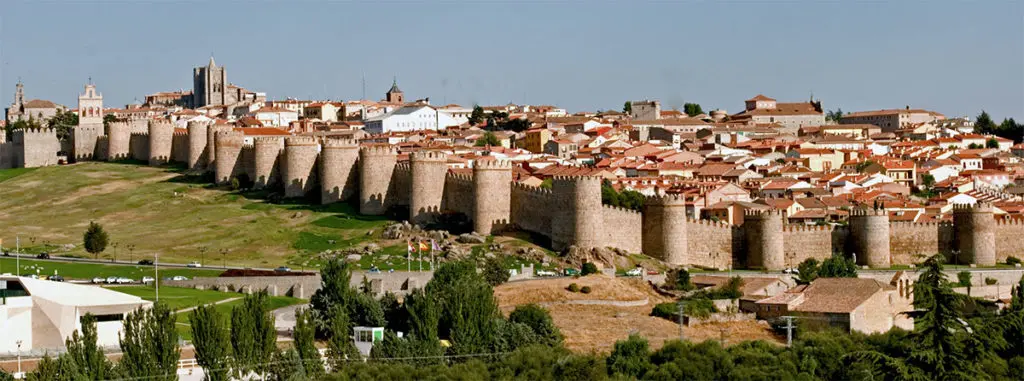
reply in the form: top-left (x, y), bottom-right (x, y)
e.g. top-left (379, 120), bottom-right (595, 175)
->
top-left (0, 276), bottom-right (152, 353)
top-left (363, 105), bottom-right (462, 134)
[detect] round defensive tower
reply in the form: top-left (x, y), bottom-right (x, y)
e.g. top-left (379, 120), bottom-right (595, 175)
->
top-left (320, 138), bottom-right (360, 204)
top-left (283, 136), bottom-right (320, 198)
top-left (253, 137), bottom-right (284, 189)
top-left (213, 130), bottom-right (244, 185)
top-left (849, 207), bottom-right (892, 268)
top-left (186, 120), bottom-right (209, 171)
top-left (551, 176), bottom-right (603, 251)
top-left (147, 120), bottom-right (174, 166)
top-left (743, 210), bottom-right (785, 270)
top-left (472, 159), bottom-right (512, 235)
top-left (206, 124), bottom-right (233, 170)
top-left (409, 151), bottom-right (449, 224)
top-left (643, 195), bottom-right (689, 266)
top-left (953, 202), bottom-right (996, 266)
top-left (106, 121), bottom-right (131, 161)
top-left (358, 145), bottom-right (398, 215)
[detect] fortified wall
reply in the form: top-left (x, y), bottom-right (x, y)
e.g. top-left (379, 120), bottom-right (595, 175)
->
top-left (24, 122), bottom-right (1024, 270)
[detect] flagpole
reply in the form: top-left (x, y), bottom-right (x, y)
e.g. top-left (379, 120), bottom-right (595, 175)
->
top-left (407, 240), bottom-right (411, 272)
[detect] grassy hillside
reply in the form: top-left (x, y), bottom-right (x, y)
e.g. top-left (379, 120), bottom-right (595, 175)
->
top-left (0, 163), bottom-right (390, 268)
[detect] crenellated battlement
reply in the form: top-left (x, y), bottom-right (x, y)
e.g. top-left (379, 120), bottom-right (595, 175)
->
top-left (172, 129), bottom-right (187, 137)
top-left (996, 218), bottom-right (1023, 226)
top-left (254, 136), bottom-right (285, 145)
top-left (394, 162), bottom-right (411, 173)
top-left (890, 221), bottom-right (954, 228)
top-left (784, 224), bottom-right (836, 232)
top-left (743, 209), bottom-right (785, 218)
top-left (602, 204), bottom-right (641, 215)
top-left (552, 175), bottom-right (603, 183)
top-left (410, 150), bottom-right (448, 162)
top-left (447, 172), bottom-right (473, 183)
top-left (108, 121), bottom-right (131, 131)
top-left (953, 202), bottom-right (994, 213)
top-left (686, 218), bottom-right (733, 228)
top-left (850, 207), bottom-right (887, 217)
top-left (646, 194), bottom-right (687, 206)
top-left (360, 145), bottom-right (397, 156)
top-left (284, 136), bottom-right (318, 146)
top-left (14, 127), bottom-right (57, 137)
top-left (511, 181), bottom-right (554, 198)
top-left (474, 159), bottom-right (512, 170)
top-left (322, 137), bottom-right (358, 148)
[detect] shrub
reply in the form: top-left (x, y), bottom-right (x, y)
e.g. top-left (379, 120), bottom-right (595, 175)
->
top-left (567, 283), bottom-right (580, 293)
top-left (664, 268), bottom-right (694, 291)
top-left (1007, 257), bottom-right (1021, 266)
top-left (985, 277), bottom-right (998, 286)
top-left (651, 303), bottom-right (679, 320)
top-left (581, 262), bottom-right (599, 276)
top-left (580, 286), bottom-right (592, 294)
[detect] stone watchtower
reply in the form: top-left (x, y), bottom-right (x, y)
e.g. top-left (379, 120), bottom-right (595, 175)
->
top-left (106, 121), bottom-right (131, 161)
top-left (953, 202), bottom-right (996, 266)
top-left (206, 124), bottom-right (233, 170)
top-left (213, 130), bottom-right (244, 185)
top-left (551, 176), bottom-right (603, 251)
top-left (643, 195), bottom-right (689, 266)
top-left (472, 159), bottom-right (512, 235)
top-left (72, 83), bottom-right (103, 161)
top-left (849, 207), bottom-right (892, 268)
top-left (253, 136), bottom-right (284, 189)
top-left (385, 78), bottom-right (404, 104)
top-left (147, 120), bottom-right (174, 166)
top-left (358, 146), bottom-right (398, 215)
top-left (186, 120), bottom-right (210, 171)
top-left (743, 210), bottom-right (785, 270)
top-left (320, 138), bottom-right (359, 204)
top-left (409, 151), bottom-right (448, 224)
top-left (283, 136), bottom-right (319, 198)
top-left (194, 57), bottom-right (227, 107)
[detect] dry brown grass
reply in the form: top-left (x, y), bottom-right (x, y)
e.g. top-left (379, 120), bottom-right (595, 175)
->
top-left (495, 275), bottom-right (783, 353)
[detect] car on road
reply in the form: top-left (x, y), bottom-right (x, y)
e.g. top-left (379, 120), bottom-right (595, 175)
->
top-left (142, 276), bottom-right (155, 284)
top-left (36, 253), bottom-right (50, 259)
top-left (92, 277), bottom-right (105, 284)
top-left (536, 270), bottom-right (558, 277)
top-left (22, 274), bottom-right (39, 279)
top-left (275, 266), bottom-right (291, 272)
top-left (563, 268), bottom-right (580, 276)
top-left (187, 261), bottom-right (202, 268)
top-left (48, 275), bottom-right (64, 282)
top-left (138, 259), bottom-right (154, 266)
top-left (106, 276), bottom-right (119, 284)
top-left (170, 275), bottom-right (189, 281)
top-left (115, 277), bottom-right (133, 284)
top-left (625, 267), bottom-right (643, 277)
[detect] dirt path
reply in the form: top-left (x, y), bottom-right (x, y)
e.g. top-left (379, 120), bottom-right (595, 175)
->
top-left (175, 296), bottom-right (242, 314)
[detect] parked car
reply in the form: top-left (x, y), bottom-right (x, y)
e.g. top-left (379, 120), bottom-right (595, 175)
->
top-left (115, 277), bottom-right (133, 284)
top-left (142, 276), bottom-right (155, 284)
top-left (646, 270), bottom-right (660, 275)
top-left (563, 268), bottom-right (580, 276)
top-left (368, 265), bottom-right (381, 274)
top-left (22, 274), bottom-right (39, 279)
top-left (138, 259), bottom-right (154, 266)
top-left (625, 267), bottom-right (643, 277)
top-left (536, 270), bottom-right (558, 277)
top-left (106, 276), bottom-right (119, 284)
top-left (48, 275), bottom-right (65, 282)
top-left (275, 266), bottom-right (292, 272)
top-left (170, 275), bottom-right (189, 281)
top-left (187, 261), bottom-right (202, 268)
top-left (36, 253), bottom-right (50, 259)
top-left (92, 277), bottom-right (106, 284)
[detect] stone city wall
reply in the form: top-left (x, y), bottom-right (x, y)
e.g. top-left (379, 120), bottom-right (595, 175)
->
top-left (443, 173), bottom-right (474, 216)
top-left (510, 182), bottom-right (554, 238)
top-left (163, 271), bottom-right (437, 298)
top-left (995, 219), bottom-right (1024, 262)
top-left (685, 219), bottom-right (737, 269)
top-left (601, 205), bottom-right (642, 253)
top-left (782, 224), bottom-right (843, 266)
top-left (889, 222), bottom-right (954, 265)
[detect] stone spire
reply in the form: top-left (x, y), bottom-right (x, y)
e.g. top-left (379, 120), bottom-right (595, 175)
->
top-left (209, 55), bottom-right (216, 68)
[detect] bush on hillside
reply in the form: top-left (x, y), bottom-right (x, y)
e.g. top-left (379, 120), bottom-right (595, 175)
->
top-left (1007, 256), bottom-right (1021, 266)
top-left (580, 286), bottom-right (592, 294)
top-left (567, 283), bottom-right (580, 293)
top-left (581, 262), bottom-right (599, 276)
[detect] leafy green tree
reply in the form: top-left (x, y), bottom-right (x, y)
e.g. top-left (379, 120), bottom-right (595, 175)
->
top-left (606, 334), bottom-right (653, 378)
top-left (539, 178), bottom-right (552, 189)
top-left (82, 221), bottom-right (109, 259)
top-left (957, 271), bottom-right (973, 296)
top-left (482, 256), bottom-right (510, 286)
top-left (190, 304), bottom-right (231, 381)
top-left (5, 119), bottom-right (41, 141)
top-left (325, 305), bottom-right (359, 370)
top-left (117, 303), bottom-right (180, 381)
top-left (796, 258), bottom-right (820, 285)
top-left (404, 288), bottom-right (440, 341)
top-left (64, 313), bottom-right (113, 380)
top-left (102, 114), bottom-right (117, 130)
top-left (998, 117), bottom-right (1023, 143)
top-left (664, 268), bottom-right (694, 291)
top-left (351, 292), bottom-right (386, 327)
top-left (293, 308), bottom-right (324, 376)
top-left (683, 103), bottom-right (703, 117)
top-left (27, 355), bottom-right (61, 381)
top-left (976, 111), bottom-right (996, 134)
top-left (819, 255), bottom-right (857, 278)
top-left (268, 349), bottom-right (309, 381)
top-left (231, 292), bottom-right (276, 378)
top-left (0, 370), bottom-right (11, 381)
top-left (310, 259), bottom-right (356, 336)
top-left (581, 262), bottom-right (599, 276)
top-left (475, 131), bottom-right (501, 147)
top-left (379, 292), bottom-right (408, 334)
top-left (986, 138), bottom-right (999, 148)
top-left (1011, 275), bottom-right (1024, 312)
top-left (508, 304), bottom-right (563, 347)
top-left (47, 109), bottom-right (79, 141)
top-left (469, 105), bottom-right (485, 126)
top-left (622, 101), bottom-right (632, 114)
top-left (826, 108), bottom-right (845, 122)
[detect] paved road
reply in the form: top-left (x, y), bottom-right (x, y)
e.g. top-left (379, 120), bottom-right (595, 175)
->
top-left (273, 303), bottom-right (309, 334)
top-left (1, 253), bottom-right (282, 272)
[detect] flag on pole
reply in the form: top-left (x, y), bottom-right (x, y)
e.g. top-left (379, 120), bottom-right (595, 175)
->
top-left (419, 241), bottom-right (429, 252)
top-left (406, 240), bottom-right (413, 272)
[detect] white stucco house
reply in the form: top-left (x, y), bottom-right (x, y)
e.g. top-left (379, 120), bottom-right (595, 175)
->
top-left (252, 106), bottom-right (300, 127)
top-left (0, 276), bottom-right (152, 353)
top-left (363, 105), bottom-right (462, 134)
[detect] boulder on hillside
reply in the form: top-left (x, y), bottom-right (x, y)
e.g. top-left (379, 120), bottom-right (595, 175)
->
top-left (456, 233), bottom-right (486, 244)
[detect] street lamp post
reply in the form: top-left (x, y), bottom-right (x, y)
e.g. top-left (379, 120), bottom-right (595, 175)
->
top-left (199, 246), bottom-right (208, 267)
top-left (128, 244), bottom-right (135, 264)
top-left (112, 242), bottom-right (119, 263)
top-left (220, 249), bottom-right (228, 269)
top-left (16, 339), bottom-right (23, 375)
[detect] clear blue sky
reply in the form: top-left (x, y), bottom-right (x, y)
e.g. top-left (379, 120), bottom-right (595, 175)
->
top-left (2, 1), bottom-right (1022, 120)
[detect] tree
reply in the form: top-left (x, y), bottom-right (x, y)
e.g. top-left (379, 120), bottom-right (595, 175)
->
top-left (27, 355), bottom-right (61, 381)
top-left (581, 262), bottom-right (599, 276)
top-left (48, 110), bottom-right (79, 141)
top-left (404, 288), bottom-right (440, 341)
top-left (826, 108), bottom-right (845, 122)
top-left (622, 101), bottom-right (632, 114)
top-left (475, 131), bottom-right (500, 147)
top-left (82, 221), bottom-right (109, 259)
top-left (380, 292), bottom-right (408, 334)
top-left (998, 117), bottom-right (1023, 144)
top-left (117, 303), bottom-right (180, 381)
top-left (191, 304), bottom-right (231, 381)
top-left (64, 313), bottom-right (113, 380)
top-left (326, 305), bottom-right (359, 370)
top-left (664, 268), bottom-right (694, 291)
top-left (818, 255), bottom-right (857, 278)
top-left (796, 258), bottom-right (820, 285)
top-left (509, 304), bottom-right (563, 347)
top-left (293, 308), bottom-right (324, 376)
top-left (482, 256), bottom-right (510, 286)
top-left (957, 271), bottom-right (973, 296)
top-left (310, 259), bottom-right (356, 336)
top-left (683, 103), bottom-right (703, 117)
top-left (921, 174), bottom-right (936, 190)
top-left (231, 292), bottom-right (277, 378)
top-left (1011, 275), bottom-right (1024, 312)
top-left (102, 114), bottom-right (117, 130)
top-left (0, 370), bottom-right (12, 381)
top-left (606, 334), bottom-right (653, 378)
top-left (986, 138), bottom-right (999, 148)
top-left (5, 119), bottom-right (41, 142)
top-left (976, 111), bottom-right (996, 134)
top-left (468, 106), bottom-right (486, 126)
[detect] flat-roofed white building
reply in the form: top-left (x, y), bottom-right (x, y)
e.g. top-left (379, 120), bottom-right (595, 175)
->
top-left (0, 276), bottom-right (152, 353)
top-left (363, 104), bottom-right (462, 134)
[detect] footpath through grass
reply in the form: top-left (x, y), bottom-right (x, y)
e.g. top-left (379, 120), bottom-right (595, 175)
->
top-left (110, 284), bottom-right (238, 312)
top-left (0, 167), bottom-right (36, 183)
top-left (0, 257), bottom-right (221, 280)
top-left (173, 293), bottom-right (304, 341)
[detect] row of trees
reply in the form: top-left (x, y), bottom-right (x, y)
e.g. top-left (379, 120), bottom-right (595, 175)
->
top-left (601, 179), bottom-right (646, 211)
top-left (622, 101), bottom-right (704, 117)
top-left (976, 111), bottom-right (1023, 144)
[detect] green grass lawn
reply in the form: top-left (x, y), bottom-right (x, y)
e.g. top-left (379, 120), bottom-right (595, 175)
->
top-left (110, 284), bottom-right (238, 311)
top-left (0, 257), bottom-right (221, 280)
top-left (174, 294), bottom-right (304, 341)
top-left (0, 167), bottom-right (36, 183)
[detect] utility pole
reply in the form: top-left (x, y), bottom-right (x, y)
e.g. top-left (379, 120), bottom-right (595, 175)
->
top-left (677, 300), bottom-right (687, 341)
top-left (16, 340), bottom-right (22, 375)
top-left (783, 316), bottom-right (796, 348)
top-left (155, 252), bottom-right (159, 303)
top-left (16, 235), bottom-right (20, 276)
